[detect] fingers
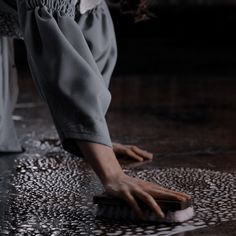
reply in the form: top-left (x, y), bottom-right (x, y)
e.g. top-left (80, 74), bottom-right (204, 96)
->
top-left (130, 146), bottom-right (153, 160)
top-left (124, 149), bottom-right (144, 162)
top-left (147, 188), bottom-right (188, 202)
top-left (122, 191), bottom-right (145, 220)
top-left (144, 181), bottom-right (191, 200)
top-left (156, 187), bottom-right (192, 200)
top-left (164, 190), bottom-right (191, 200)
top-left (113, 143), bottom-right (153, 162)
top-left (133, 190), bottom-right (165, 219)
top-left (136, 180), bottom-right (191, 202)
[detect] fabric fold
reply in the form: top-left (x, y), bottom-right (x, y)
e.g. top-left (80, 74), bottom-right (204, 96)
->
top-left (16, 0), bottom-right (116, 157)
top-left (0, 37), bottom-right (22, 153)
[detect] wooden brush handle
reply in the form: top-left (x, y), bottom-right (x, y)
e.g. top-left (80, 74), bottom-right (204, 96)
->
top-left (93, 193), bottom-right (192, 211)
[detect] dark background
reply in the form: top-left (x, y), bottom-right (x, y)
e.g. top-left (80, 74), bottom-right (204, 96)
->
top-left (15, 2), bottom-right (236, 75)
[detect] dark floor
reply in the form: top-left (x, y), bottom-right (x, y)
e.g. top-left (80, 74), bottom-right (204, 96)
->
top-left (0, 71), bottom-right (236, 235)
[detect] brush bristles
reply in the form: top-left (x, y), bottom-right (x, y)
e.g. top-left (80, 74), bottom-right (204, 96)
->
top-left (93, 193), bottom-right (194, 223)
top-left (95, 205), bottom-right (194, 223)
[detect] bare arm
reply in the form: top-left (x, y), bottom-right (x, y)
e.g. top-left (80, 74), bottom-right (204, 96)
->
top-left (76, 141), bottom-right (191, 219)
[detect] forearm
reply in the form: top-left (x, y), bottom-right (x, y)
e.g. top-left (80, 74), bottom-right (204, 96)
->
top-left (76, 141), bottom-right (124, 185)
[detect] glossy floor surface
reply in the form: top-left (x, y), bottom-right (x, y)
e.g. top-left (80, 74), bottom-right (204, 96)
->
top-left (0, 72), bottom-right (236, 235)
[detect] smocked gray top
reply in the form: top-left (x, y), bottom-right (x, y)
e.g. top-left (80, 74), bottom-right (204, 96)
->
top-left (0, 0), bottom-right (102, 38)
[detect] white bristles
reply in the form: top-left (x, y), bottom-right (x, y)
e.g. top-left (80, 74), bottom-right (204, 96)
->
top-left (166, 207), bottom-right (195, 223)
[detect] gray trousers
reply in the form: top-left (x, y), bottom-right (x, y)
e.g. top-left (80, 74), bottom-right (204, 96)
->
top-left (0, 37), bottom-right (22, 152)
top-left (1, 0), bottom-right (117, 156)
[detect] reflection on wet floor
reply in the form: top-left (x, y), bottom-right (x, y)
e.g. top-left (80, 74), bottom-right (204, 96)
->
top-left (0, 74), bottom-right (236, 235)
top-left (0, 148), bottom-right (235, 235)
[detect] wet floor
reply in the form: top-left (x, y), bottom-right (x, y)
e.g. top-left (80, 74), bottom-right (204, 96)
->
top-left (0, 72), bottom-right (236, 235)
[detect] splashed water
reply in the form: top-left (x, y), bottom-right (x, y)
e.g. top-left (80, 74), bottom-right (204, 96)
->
top-left (0, 152), bottom-right (235, 236)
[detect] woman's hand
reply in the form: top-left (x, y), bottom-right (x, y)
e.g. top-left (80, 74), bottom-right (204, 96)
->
top-left (113, 142), bottom-right (153, 162)
top-left (104, 173), bottom-right (191, 219)
top-left (76, 141), bottom-right (191, 219)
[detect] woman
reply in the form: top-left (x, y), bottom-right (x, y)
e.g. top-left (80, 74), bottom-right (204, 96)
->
top-left (0, 0), bottom-right (190, 219)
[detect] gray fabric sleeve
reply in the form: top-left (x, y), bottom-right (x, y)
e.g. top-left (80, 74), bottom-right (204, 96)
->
top-left (75, 0), bottom-right (118, 88)
top-left (16, 0), bottom-right (114, 157)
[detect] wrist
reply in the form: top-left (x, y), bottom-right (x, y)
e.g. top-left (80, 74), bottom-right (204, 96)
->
top-left (76, 140), bottom-right (124, 184)
top-left (101, 167), bottom-right (125, 186)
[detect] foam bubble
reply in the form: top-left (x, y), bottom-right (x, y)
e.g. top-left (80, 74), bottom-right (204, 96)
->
top-left (0, 154), bottom-right (235, 235)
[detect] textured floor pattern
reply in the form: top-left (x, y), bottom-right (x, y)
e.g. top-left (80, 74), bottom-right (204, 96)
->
top-left (0, 147), bottom-right (235, 236)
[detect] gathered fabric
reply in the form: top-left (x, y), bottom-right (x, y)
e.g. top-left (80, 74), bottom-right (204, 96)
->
top-left (25, 0), bottom-right (76, 16)
top-left (0, 0), bottom-right (103, 38)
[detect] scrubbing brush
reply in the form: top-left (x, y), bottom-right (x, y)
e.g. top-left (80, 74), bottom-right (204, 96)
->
top-left (93, 193), bottom-right (194, 223)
